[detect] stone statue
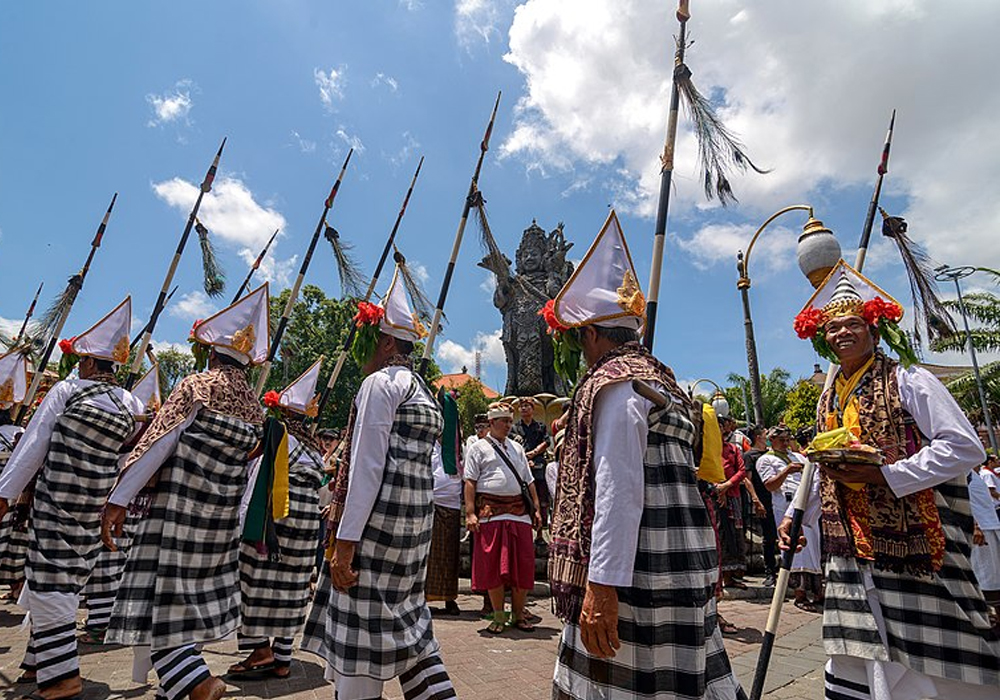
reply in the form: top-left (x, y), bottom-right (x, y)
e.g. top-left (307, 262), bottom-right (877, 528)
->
top-left (478, 220), bottom-right (574, 396)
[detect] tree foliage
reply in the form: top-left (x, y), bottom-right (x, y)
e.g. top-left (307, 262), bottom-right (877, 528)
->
top-left (945, 360), bottom-right (1000, 436)
top-left (724, 368), bottom-right (791, 428)
top-left (155, 347), bottom-right (195, 398)
top-left (454, 379), bottom-right (492, 438)
top-left (783, 379), bottom-right (823, 432)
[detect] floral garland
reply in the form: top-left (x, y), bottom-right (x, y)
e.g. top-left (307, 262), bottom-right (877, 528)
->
top-left (794, 297), bottom-right (917, 367)
top-left (188, 319), bottom-right (211, 371)
top-left (57, 337), bottom-right (81, 379)
top-left (263, 389), bottom-right (284, 418)
top-left (350, 301), bottom-right (385, 368)
top-left (539, 299), bottom-right (583, 386)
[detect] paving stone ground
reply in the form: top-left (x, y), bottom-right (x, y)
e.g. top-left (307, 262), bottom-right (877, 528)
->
top-left (0, 578), bottom-right (826, 699)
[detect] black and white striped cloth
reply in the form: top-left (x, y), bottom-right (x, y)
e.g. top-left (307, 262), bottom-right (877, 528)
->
top-left (151, 645), bottom-right (211, 700)
top-left (301, 375), bottom-right (445, 681)
top-left (822, 476), bottom-right (1000, 689)
top-left (106, 409), bottom-right (261, 651)
top-left (0, 429), bottom-right (27, 587)
top-left (553, 402), bottom-right (747, 700)
top-left (238, 436), bottom-right (324, 642)
top-left (82, 508), bottom-right (139, 630)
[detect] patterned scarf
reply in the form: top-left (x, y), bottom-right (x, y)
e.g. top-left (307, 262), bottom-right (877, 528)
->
top-left (549, 341), bottom-right (694, 622)
top-left (818, 351), bottom-right (946, 575)
top-left (325, 354), bottom-right (412, 550)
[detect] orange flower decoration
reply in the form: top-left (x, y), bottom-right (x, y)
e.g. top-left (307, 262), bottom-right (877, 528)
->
top-left (793, 306), bottom-right (825, 339)
top-left (353, 301), bottom-right (385, 327)
top-left (862, 298), bottom-right (903, 326)
top-left (263, 390), bottom-right (282, 409)
top-left (539, 299), bottom-right (569, 334)
top-left (58, 338), bottom-right (75, 355)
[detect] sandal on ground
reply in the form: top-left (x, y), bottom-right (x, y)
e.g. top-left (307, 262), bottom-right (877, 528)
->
top-left (512, 618), bottom-right (535, 632)
top-left (726, 579), bottom-right (748, 590)
top-left (78, 627), bottom-right (106, 645)
top-left (15, 672), bottom-right (37, 684)
top-left (718, 616), bottom-right (738, 635)
top-left (226, 657), bottom-right (278, 679)
top-left (793, 599), bottom-right (820, 613)
top-left (486, 612), bottom-right (506, 634)
top-left (522, 611), bottom-right (542, 624)
top-left (21, 693), bottom-right (78, 700)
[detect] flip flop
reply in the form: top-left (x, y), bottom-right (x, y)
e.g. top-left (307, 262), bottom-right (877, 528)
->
top-left (512, 618), bottom-right (535, 632)
top-left (486, 619), bottom-right (506, 634)
top-left (718, 616), bottom-right (738, 635)
top-left (78, 627), bottom-right (106, 645)
top-left (21, 693), bottom-right (79, 700)
top-left (226, 659), bottom-right (278, 679)
top-left (793, 599), bottom-right (820, 614)
top-left (15, 673), bottom-right (36, 684)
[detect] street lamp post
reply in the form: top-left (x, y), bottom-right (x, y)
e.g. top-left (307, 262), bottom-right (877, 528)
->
top-left (934, 265), bottom-right (999, 454)
top-left (736, 206), bottom-right (841, 429)
top-left (689, 378), bottom-right (729, 418)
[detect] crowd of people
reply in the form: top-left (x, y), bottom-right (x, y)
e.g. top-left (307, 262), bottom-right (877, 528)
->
top-left (0, 211), bottom-right (997, 700)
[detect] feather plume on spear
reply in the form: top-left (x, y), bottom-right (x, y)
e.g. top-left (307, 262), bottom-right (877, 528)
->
top-left (391, 247), bottom-right (438, 326)
top-left (195, 219), bottom-right (226, 297)
top-left (879, 208), bottom-right (957, 346)
top-left (323, 223), bottom-right (368, 298)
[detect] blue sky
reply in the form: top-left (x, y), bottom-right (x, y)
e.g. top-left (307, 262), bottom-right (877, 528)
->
top-left (1, 1), bottom-right (998, 396)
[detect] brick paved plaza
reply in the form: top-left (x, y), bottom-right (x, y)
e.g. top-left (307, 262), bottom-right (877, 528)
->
top-left (0, 578), bottom-right (827, 700)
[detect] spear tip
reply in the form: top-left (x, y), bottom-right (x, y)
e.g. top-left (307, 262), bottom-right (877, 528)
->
top-left (217, 137), bottom-right (228, 156)
top-left (108, 192), bottom-right (118, 211)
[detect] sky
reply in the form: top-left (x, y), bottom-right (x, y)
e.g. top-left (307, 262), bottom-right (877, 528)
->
top-left (1, 0), bottom-right (998, 396)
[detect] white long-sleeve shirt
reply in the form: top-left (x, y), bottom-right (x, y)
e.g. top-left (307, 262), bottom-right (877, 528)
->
top-left (791, 364), bottom-right (986, 522)
top-left (0, 378), bottom-right (143, 501)
top-left (108, 409), bottom-right (200, 507)
top-left (587, 380), bottom-right (664, 588)
top-left (336, 365), bottom-right (437, 543)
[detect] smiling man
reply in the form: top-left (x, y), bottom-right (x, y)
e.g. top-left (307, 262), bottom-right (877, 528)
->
top-left (784, 261), bottom-right (1000, 699)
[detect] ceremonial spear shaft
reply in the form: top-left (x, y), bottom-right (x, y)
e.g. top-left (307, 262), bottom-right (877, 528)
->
top-left (126, 139), bottom-right (226, 389)
top-left (312, 156), bottom-right (424, 423)
top-left (749, 113), bottom-right (896, 700)
top-left (13, 282), bottom-right (44, 344)
top-left (232, 228), bottom-right (279, 303)
top-left (17, 193), bottom-right (117, 424)
top-left (254, 149), bottom-right (353, 395)
top-left (643, 0), bottom-right (689, 352)
top-left (418, 92), bottom-right (501, 376)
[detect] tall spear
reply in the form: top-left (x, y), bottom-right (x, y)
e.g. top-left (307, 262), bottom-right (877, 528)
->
top-left (254, 149), bottom-right (353, 395)
top-left (16, 194), bottom-right (117, 424)
top-left (749, 112), bottom-right (896, 700)
top-left (130, 286), bottom-right (178, 351)
top-left (312, 155), bottom-right (425, 425)
top-left (12, 282), bottom-right (44, 346)
top-left (126, 139), bottom-right (226, 389)
top-left (232, 228), bottom-right (279, 303)
top-left (418, 92), bottom-right (501, 376)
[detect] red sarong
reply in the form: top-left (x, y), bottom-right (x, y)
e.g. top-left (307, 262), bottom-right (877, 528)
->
top-left (472, 519), bottom-right (535, 591)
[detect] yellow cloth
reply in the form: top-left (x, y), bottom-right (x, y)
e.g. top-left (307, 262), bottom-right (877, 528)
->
top-left (272, 428), bottom-right (290, 519)
top-left (697, 403), bottom-right (725, 484)
top-left (829, 356), bottom-right (875, 491)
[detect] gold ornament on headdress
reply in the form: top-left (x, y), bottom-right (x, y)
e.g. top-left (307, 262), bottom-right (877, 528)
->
top-left (305, 394), bottom-right (320, 419)
top-left (232, 324), bottom-right (256, 355)
top-left (0, 378), bottom-right (14, 405)
top-left (113, 336), bottom-right (130, 365)
top-left (411, 313), bottom-right (428, 340)
top-left (821, 273), bottom-right (865, 321)
top-left (616, 270), bottom-right (646, 317)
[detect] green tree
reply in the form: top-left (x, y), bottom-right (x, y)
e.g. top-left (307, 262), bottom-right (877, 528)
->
top-left (724, 368), bottom-right (791, 428)
top-left (454, 379), bottom-right (492, 438)
top-left (156, 347), bottom-right (195, 398)
top-left (945, 361), bottom-right (1000, 435)
top-left (783, 379), bottom-right (822, 432)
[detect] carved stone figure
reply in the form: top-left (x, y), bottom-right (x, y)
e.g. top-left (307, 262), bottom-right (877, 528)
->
top-left (479, 221), bottom-right (574, 396)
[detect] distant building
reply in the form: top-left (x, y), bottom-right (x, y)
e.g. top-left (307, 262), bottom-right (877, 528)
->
top-left (433, 367), bottom-right (500, 399)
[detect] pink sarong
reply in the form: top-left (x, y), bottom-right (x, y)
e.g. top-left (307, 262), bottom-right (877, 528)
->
top-left (472, 519), bottom-right (535, 591)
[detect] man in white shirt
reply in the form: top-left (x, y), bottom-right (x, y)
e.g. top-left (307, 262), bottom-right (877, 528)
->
top-left (464, 402), bottom-right (541, 634)
top-left (465, 414), bottom-right (488, 453)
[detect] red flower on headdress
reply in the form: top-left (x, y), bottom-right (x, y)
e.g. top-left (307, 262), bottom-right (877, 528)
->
top-left (353, 301), bottom-right (385, 327)
top-left (862, 297), bottom-right (902, 326)
top-left (263, 390), bottom-right (282, 409)
top-left (539, 299), bottom-right (569, 334)
top-left (188, 319), bottom-right (203, 340)
top-left (58, 338), bottom-right (75, 355)
top-left (793, 306), bottom-right (825, 339)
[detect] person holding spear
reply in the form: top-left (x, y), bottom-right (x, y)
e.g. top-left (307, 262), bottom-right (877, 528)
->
top-left (782, 261), bottom-right (999, 699)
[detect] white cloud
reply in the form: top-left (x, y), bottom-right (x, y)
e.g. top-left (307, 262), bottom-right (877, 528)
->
top-left (152, 175), bottom-right (292, 284)
top-left (455, 0), bottom-right (514, 49)
top-left (336, 128), bottom-right (366, 154)
top-left (388, 131), bottom-right (420, 167)
top-left (400, 0), bottom-right (422, 9)
top-left (410, 261), bottom-right (430, 284)
top-left (437, 329), bottom-right (505, 373)
top-left (371, 72), bottom-right (399, 92)
top-left (291, 130), bottom-right (316, 153)
top-left (500, 0), bottom-right (1000, 268)
top-left (169, 291), bottom-right (217, 321)
top-left (677, 222), bottom-right (797, 274)
top-left (314, 67), bottom-right (346, 110)
top-left (151, 339), bottom-right (191, 355)
top-left (146, 80), bottom-right (195, 127)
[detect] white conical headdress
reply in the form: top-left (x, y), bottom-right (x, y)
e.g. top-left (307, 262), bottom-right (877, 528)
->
top-left (552, 210), bottom-right (644, 330)
top-left (0, 350), bottom-right (29, 409)
top-left (278, 357), bottom-right (323, 417)
top-left (800, 259), bottom-right (902, 322)
top-left (132, 364), bottom-right (161, 414)
top-left (68, 297), bottom-right (132, 364)
top-left (193, 283), bottom-right (270, 365)
top-left (379, 267), bottom-right (426, 343)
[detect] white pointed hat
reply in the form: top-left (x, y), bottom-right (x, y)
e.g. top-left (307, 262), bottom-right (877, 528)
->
top-left (132, 364), bottom-right (162, 414)
top-left (379, 267), bottom-right (427, 343)
top-left (799, 259), bottom-right (902, 323)
top-left (192, 283), bottom-right (270, 365)
top-left (64, 297), bottom-right (132, 365)
top-left (277, 357), bottom-right (323, 417)
top-left (0, 350), bottom-right (29, 409)
top-left (552, 210), bottom-right (645, 330)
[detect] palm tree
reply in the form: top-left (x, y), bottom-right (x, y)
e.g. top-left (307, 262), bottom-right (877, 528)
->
top-left (724, 368), bottom-right (791, 428)
top-left (931, 267), bottom-right (1000, 354)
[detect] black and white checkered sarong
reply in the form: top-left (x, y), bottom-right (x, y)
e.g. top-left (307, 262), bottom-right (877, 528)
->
top-left (554, 402), bottom-right (747, 700)
top-left (301, 373), bottom-right (444, 680)
top-left (823, 476), bottom-right (1000, 688)
top-left (106, 409), bottom-right (261, 651)
top-left (27, 382), bottom-right (135, 594)
top-left (238, 437), bottom-right (324, 640)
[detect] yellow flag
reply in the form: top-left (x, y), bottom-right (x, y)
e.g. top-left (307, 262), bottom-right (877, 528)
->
top-left (698, 403), bottom-right (725, 483)
top-left (272, 428), bottom-right (290, 519)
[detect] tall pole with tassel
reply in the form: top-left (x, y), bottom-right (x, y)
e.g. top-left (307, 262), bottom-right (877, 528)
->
top-left (232, 229), bottom-right (279, 303)
top-left (643, 0), bottom-right (689, 351)
top-left (419, 92), bottom-right (501, 376)
top-left (312, 156), bottom-right (424, 424)
top-left (17, 194), bottom-right (117, 423)
top-left (855, 110), bottom-right (895, 270)
top-left (255, 149), bottom-right (353, 395)
top-left (127, 139), bottom-right (226, 388)
top-left (13, 282), bottom-right (44, 345)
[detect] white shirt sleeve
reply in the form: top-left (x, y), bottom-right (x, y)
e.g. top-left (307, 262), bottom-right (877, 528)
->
top-left (588, 380), bottom-right (656, 588)
top-left (108, 411), bottom-right (197, 506)
top-left (336, 370), bottom-right (407, 542)
top-left (0, 381), bottom-right (72, 501)
top-left (882, 366), bottom-right (987, 498)
top-left (507, 439), bottom-right (534, 485)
